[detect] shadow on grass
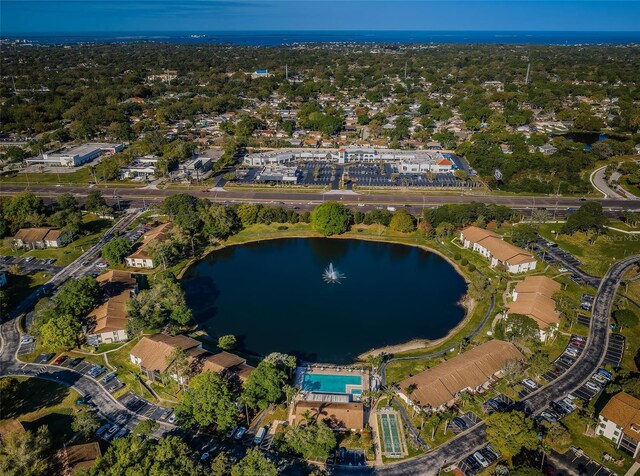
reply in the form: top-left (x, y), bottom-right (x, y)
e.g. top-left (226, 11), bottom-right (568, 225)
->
top-left (0, 377), bottom-right (71, 420)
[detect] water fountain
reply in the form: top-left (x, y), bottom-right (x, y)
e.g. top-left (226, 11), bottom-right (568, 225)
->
top-left (323, 262), bottom-right (346, 284)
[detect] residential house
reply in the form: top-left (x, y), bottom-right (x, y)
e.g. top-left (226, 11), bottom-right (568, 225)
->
top-left (85, 270), bottom-right (138, 346)
top-left (460, 226), bottom-right (537, 273)
top-left (506, 276), bottom-right (562, 341)
top-left (598, 392), bottom-right (640, 458)
top-left (13, 227), bottom-right (71, 249)
top-left (397, 340), bottom-right (524, 412)
top-left (289, 400), bottom-right (364, 431)
top-left (539, 144), bottom-right (558, 155)
top-left (125, 223), bottom-right (173, 269)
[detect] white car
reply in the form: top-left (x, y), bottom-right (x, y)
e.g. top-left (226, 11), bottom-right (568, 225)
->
top-left (20, 336), bottom-right (35, 345)
top-left (586, 381), bottom-right (601, 392)
top-left (522, 378), bottom-right (538, 390)
top-left (473, 451), bottom-right (489, 468)
top-left (234, 427), bottom-right (247, 440)
top-left (562, 397), bottom-right (577, 411)
top-left (167, 413), bottom-right (177, 424)
top-left (97, 262), bottom-right (108, 269)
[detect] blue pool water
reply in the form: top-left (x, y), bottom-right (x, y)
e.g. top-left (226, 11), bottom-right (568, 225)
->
top-left (302, 373), bottom-right (362, 394)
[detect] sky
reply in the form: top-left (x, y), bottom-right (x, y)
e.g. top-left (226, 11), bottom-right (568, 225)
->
top-left (2, 0), bottom-right (639, 34)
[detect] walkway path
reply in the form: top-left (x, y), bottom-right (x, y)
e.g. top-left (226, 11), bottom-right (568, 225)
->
top-left (590, 166), bottom-right (623, 199)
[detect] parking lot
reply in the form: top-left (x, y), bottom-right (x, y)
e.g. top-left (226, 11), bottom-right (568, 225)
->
top-left (0, 255), bottom-right (62, 274)
top-left (602, 333), bottom-right (624, 369)
top-left (456, 444), bottom-right (502, 475)
top-left (549, 447), bottom-right (617, 476)
top-left (542, 334), bottom-right (586, 384)
top-left (449, 411), bottom-right (482, 434)
top-left (118, 392), bottom-right (173, 422)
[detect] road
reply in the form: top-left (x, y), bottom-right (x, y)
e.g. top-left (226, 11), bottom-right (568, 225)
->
top-left (2, 184), bottom-right (640, 214)
top-left (590, 166), bottom-right (623, 199)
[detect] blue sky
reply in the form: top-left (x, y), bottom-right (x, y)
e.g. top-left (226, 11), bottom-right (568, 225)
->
top-left (2, 1), bottom-right (639, 34)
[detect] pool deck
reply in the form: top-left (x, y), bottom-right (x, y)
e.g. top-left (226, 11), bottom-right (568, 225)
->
top-left (294, 365), bottom-right (370, 399)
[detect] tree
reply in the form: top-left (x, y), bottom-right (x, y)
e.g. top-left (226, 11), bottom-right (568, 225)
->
top-left (210, 452), bottom-right (231, 476)
top-left (101, 237), bottom-right (132, 265)
top-left (614, 308), bottom-right (638, 330)
top-left (162, 194), bottom-right (202, 233)
top-left (133, 418), bottom-right (159, 437)
top-left (389, 209), bottom-right (416, 233)
top-left (3, 191), bottom-right (45, 233)
top-left (231, 447), bottom-right (278, 476)
top-left (40, 313), bottom-right (81, 350)
top-left (85, 190), bottom-right (109, 214)
top-left (528, 351), bottom-right (552, 378)
top-left (199, 203), bottom-right (241, 241)
top-left (175, 371), bottom-right (237, 432)
top-left (310, 202), bottom-right (351, 236)
top-left (235, 203), bottom-right (262, 227)
top-left (284, 420), bottom-right (337, 460)
top-left (165, 346), bottom-right (189, 388)
top-left (500, 313), bottom-right (540, 344)
top-left (72, 410), bottom-right (100, 437)
top-left (50, 193), bottom-right (83, 236)
top-left (562, 202), bottom-right (608, 235)
top-left (485, 411), bottom-right (538, 461)
top-left (54, 276), bottom-right (102, 319)
top-left (0, 425), bottom-right (51, 476)
top-left (218, 334), bottom-right (237, 351)
top-left (511, 224), bottom-right (538, 249)
top-left (243, 361), bottom-right (289, 410)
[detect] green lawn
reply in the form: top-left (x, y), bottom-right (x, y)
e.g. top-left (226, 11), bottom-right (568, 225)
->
top-left (0, 377), bottom-right (86, 448)
top-left (105, 339), bottom-right (157, 402)
top-left (538, 224), bottom-right (640, 277)
top-left (1, 271), bottom-right (52, 317)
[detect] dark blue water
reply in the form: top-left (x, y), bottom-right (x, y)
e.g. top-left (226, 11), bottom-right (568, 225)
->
top-left (3, 31), bottom-right (640, 46)
top-left (181, 238), bottom-right (467, 363)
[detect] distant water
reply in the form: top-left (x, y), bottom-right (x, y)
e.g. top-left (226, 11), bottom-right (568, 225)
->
top-left (3, 30), bottom-right (640, 46)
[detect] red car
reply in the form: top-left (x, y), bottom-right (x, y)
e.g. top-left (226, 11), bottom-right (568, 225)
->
top-left (52, 355), bottom-right (67, 366)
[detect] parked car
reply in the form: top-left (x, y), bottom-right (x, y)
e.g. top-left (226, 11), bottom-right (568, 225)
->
top-left (254, 426), bottom-right (267, 444)
top-left (487, 399), bottom-right (505, 411)
top-left (597, 368), bottom-right (613, 380)
top-left (167, 413), bottom-right (177, 424)
top-left (592, 373), bottom-right (608, 384)
top-left (586, 381), bottom-right (602, 392)
top-left (464, 455), bottom-right (481, 472)
top-left (76, 395), bottom-right (91, 405)
top-left (522, 378), bottom-right (538, 390)
top-left (200, 452), bottom-right (210, 462)
top-left (480, 448), bottom-right (497, 463)
top-left (473, 451), bottom-right (489, 468)
top-left (96, 424), bottom-right (111, 437)
top-left (452, 417), bottom-right (467, 430)
top-left (103, 373), bottom-right (117, 384)
top-left (234, 427), bottom-right (247, 440)
top-left (226, 426), bottom-right (238, 438)
top-left (97, 262), bottom-right (108, 269)
top-left (104, 425), bottom-right (120, 440)
top-left (68, 357), bottom-right (83, 367)
top-left (562, 397), bottom-right (577, 411)
top-left (52, 355), bottom-right (67, 366)
top-left (20, 336), bottom-right (35, 345)
top-left (540, 411), bottom-right (558, 423)
top-left (550, 401), bottom-right (566, 416)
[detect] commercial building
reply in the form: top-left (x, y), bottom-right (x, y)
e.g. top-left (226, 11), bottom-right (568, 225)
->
top-left (85, 270), bottom-right (138, 346)
top-left (120, 156), bottom-right (160, 180)
top-left (242, 147), bottom-right (454, 174)
top-left (506, 276), bottom-right (561, 341)
top-left (27, 143), bottom-right (123, 167)
top-left (460, 226), bottom-right (537, 273)
top-left (598, 392), bottom-right (640, 458)
top-left (397, 340), bottom-right (524, 412)
top-left (13, 227), bottom-right (71, 249)
top-left (125, 223), bottom-right (173, 269)
top-left (255, 165), bottom-right (299, 183)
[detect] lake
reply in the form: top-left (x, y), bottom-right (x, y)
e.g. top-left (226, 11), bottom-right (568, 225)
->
top-left (182, 238), bottom-right (467, 363)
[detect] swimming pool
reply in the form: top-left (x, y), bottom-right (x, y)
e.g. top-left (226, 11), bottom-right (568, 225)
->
top-left (302, 373), bottom-right (362, 394)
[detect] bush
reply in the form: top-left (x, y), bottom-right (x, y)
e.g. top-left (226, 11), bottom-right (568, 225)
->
top-left (468, 264), bottom-right (476, 272)
top-left (453, 253), bottom-right (461, 260)
top-left (277, 225), bottom-right (288, 230)
top-left (461, 258), bottom-right (468, 266)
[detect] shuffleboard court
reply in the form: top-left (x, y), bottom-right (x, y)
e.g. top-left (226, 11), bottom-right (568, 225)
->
top-left (379, 411), bottom-right (403, 456)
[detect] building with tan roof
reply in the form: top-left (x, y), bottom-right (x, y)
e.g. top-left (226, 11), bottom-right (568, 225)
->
top-left (130, 333), bottom-right (253, 383)
top-left (460, 226), bottom-right (537, 273)
top-left (130, 333), bottom-right (201, 381)
top-left (85, 270), bottom-right (138, 346)
top-left (289, 400), bottom-right (364, 431)
top-left (397, 340), bottom-right (524, 411)
top-left (60, 442), bottom-right (102, 474)
top-left (598, 392), bottom-right (640, 458)
top-left (125, 222), bottom-right (173, 269)
top-left (507, 275), bottom-right (562, 341)
top-left (13, 227), bottom-right (71, 249)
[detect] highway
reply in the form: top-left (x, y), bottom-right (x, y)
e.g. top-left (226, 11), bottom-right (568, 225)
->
top-left (2, 183), bottom-right (640, 214)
